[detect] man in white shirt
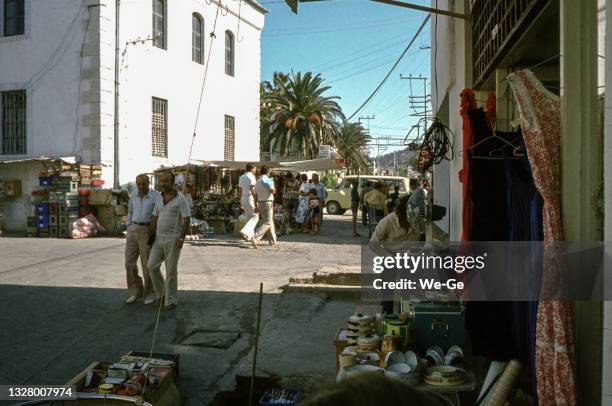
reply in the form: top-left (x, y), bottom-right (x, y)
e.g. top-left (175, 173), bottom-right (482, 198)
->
top-left (147, 172), bottom-right (191, 311)
top-left (251, 166), bottom-right (276, 248)
top-left (125, 174), bottom-right (160, 304)
top-left (238, 163), bottom-right (258, 240)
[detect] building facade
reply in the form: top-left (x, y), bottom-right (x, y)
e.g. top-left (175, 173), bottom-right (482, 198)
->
top-left (0, 0), bottom-right (266, 231)
top-left (430, 1), bottom-right (609, 404)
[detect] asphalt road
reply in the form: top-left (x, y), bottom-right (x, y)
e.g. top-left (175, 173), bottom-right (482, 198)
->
top-left (0, 214), bottom-right (368, 405)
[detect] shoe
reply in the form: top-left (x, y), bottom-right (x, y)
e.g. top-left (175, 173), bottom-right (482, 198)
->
top-left (144, 296), bottom-right (155, 305)
top-left (251, 237), bottom-right (258, 249)
top-left (269, 240), bottom-right (276, 246)
top-left (163, 303), bottom-right (177, 311)
top-left (125, 295), bottom-right (139, 304)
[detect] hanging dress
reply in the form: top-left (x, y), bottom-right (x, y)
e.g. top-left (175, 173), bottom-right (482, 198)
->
top-left (508, 68), bottom-right (577, 406)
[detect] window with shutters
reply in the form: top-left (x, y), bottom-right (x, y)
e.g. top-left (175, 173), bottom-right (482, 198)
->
top-left (152, 97), bottom-right (167, 158)
top-left (224, 115), bottom-right (235, 161)
top-left (3, 0), bottom-right (24, 36)
top-left (152, 0), bottom-right (166, 49)
top-left (225, 30), bottom-right (234, 76)
top-left (1, 90), bottom-right (26, 155)
top-left (192, 13), bottom-right (204, 64)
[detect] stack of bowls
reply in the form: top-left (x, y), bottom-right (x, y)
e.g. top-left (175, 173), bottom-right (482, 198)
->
top-left (383, 350), bottom-right (421, 385)
top-left (347, 313), bottom-right (377, 348)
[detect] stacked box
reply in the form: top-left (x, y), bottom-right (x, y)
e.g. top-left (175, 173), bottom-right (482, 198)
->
top-left (36, 203), bottom-right (50, 229)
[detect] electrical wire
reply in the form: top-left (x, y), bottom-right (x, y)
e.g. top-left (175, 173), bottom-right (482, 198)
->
top-left (418, 117), bottom-right (454, 171)
top-left (347, 14), bottom-right (431, 121)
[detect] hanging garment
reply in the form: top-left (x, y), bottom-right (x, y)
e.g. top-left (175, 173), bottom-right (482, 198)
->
top-left (504, 145), bottom-right (543, 401)
top-left (463, 103), bottom-right (515, 361)
top-left (459, 89), bottom-right (477, 241)
top-left (508, 69), bottom-right (577, 406)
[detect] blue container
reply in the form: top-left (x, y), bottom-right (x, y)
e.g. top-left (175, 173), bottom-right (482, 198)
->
top-left (39, 176), bottom-right (54, 186)
top-left (37, 219), bottom-right (49, 229)
top-left (36, 203), bottom-right (49, 215)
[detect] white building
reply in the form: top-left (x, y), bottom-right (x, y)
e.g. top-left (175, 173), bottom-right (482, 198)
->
top-left (0, 0), bottom-right (266, 230)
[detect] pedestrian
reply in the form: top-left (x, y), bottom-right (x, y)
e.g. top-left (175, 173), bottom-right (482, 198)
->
top-left (350, 179), bottom-right (360, 237)
top-left (308, 188), bottom-right (322, 234)
top-left (365, 182), bottom-right (388, 218)
top-left (284, 172), bottom-right (300, 228)
top-left (360, 182), bottom-right (372, 226)
top-left (125, 174), bottom-right (160, 305)
top-left (147, 172), bottom-right (191, 311)
top-left (295, 173), bottom-right (311, 230)
top-left (251, 166), bottom-right (277, 248)
top-left (387, 184), bottom-right (401, 212)
top-left (310, 173), bottom-right (326, 226)
top-left (238, 163), bottom-right (258, 241)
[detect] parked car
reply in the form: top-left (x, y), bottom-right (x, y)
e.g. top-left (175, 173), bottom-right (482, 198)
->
top-left (325, 175), bottom-right (412, 215)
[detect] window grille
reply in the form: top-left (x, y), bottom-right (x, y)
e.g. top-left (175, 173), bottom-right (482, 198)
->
top-left (1, 90), bottom-right (26, 155)
top-left (192, 13), bottom-right (203, 64)
top-left (152, 97), bottom-right (167, 157)
top-left (3, 0), bottom-right (24, 36)
top-left (471, 0), bottom-right (546, 87)
top-left (224, 115), bottom-right (235, 161)
top-left (152, 0), bottom-right (166, 49)
top-left (225, 31), bottom-right (234, 76)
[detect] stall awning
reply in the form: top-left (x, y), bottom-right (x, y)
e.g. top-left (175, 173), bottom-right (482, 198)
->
top-left (190, 157), bottom-right (345, 172)
top-left (0, 156), bottom-right (77, 164)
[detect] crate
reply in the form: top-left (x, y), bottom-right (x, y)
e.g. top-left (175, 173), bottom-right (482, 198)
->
top-left (55, 180), bottom-right (79, 193)
top-left (49, 215), bottom-right (58, 226)
top-left (36, 203), bottom-right (49, 215)
top-left (37, 219), bottom-right (49, 229)
top-left (39, 176), bottom-right (54, 186)
top-left (259, 388), bottom-right (302, 405)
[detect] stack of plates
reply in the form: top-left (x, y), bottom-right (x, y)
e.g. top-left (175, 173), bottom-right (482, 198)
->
top-left (424, 366), bottom-right (466, 386)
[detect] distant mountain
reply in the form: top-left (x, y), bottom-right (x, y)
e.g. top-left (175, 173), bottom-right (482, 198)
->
top-left (370, 147), bottom-right (418, 174)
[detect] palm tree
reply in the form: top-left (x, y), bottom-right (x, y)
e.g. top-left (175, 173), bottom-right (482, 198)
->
top-left (263, 72), bottom-right (344, 159)
top-left (336, 121), bottom-right (371, 173)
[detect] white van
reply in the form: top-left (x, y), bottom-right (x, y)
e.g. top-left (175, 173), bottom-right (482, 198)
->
top-left (325, 175), bottom-right (412, 215)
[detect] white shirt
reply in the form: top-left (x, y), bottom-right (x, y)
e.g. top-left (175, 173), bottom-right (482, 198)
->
top-left (254, 175), bottom-right (275, 202)
top-left (127, 189), bottom-right (160, 225)
top-left (153, 192), bottom-right (191, 238)
top-left (239, 172), bottom-right (256, 203)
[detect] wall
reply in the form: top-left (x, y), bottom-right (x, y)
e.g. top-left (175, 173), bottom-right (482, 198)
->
top-left (0, 0), bottom-right (265, 191)
top-left (603, 0), bottom-right (612, 403)
top-left (0, 161), bottom-right (46, 231)
top-left (115, 0), bottom-right (265, 186)
top-left (0, 0), bottom-right (91, 162)
top-left (431, 0), bottom-right (468, 240)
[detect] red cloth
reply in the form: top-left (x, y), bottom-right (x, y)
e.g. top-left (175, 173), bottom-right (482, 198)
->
top-left (458, 89), bottom-right (477, 241)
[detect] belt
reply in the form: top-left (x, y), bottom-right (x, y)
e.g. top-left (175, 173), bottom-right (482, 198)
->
top-left (258, 200), bottom-right (273, 203)
top-left (132, 222), bottom-right (150, 226)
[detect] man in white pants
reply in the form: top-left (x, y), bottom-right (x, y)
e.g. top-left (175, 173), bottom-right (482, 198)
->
top-left (147, 172), bottom-right (191, 311)
top-left (251, 166), bottom-right (277, 248)
top-left (125, 174), bottom-right (159, 304)
top-left (238, 163), bottom-right (258, 240)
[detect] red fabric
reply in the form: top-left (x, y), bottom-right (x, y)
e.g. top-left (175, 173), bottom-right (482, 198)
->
top-left (508, 69), bottom-right (577, 406)
top-left (459, 89), bottom-right (477, 241)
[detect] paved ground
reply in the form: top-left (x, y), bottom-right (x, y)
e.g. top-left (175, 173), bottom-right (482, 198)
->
top-left (0, 214), bottom-right (369, 405)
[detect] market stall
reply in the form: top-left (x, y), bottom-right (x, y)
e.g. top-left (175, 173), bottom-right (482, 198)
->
top-left (154, 158), bottom-right (344, 239)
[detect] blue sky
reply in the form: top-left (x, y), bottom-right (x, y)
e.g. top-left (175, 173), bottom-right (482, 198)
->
top-left (259, 0), bottom-right (432, 155)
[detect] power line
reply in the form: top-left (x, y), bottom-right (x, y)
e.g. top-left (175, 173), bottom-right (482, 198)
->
top-left (347, 14), bottom-right (431, 121)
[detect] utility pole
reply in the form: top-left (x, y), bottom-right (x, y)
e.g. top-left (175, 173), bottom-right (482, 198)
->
top-left (358, 115), bottom-right (377, 171)
top-left (400, 74), bottom-right (431, 135)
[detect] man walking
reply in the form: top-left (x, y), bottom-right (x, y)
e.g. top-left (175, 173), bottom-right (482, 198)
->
top-left (239, 163), bottom-right (258, 241)
top-left (311, 173), bottom-right (327, 227)
top-left (251, 166), bottom-right (276, 248)
top-left (125, 174), bottom-right (159, 304)
top-left (147, 172), bottom-right (191, 310)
